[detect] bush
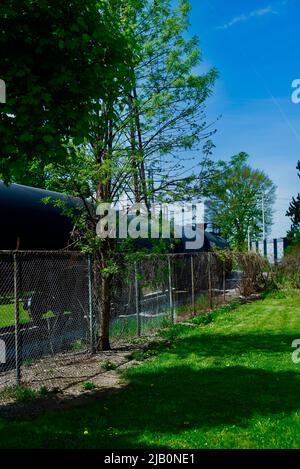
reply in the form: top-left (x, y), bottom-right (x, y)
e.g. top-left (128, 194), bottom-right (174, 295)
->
top-left (276, 245), bottom-right (300, 288)
top-left (234, 252), bottom-right (269, 296)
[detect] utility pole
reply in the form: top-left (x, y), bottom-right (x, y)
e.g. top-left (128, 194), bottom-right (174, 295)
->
top-left (262, 193), bottom-right (266, 242)
top-left (262, 193), bottom-right (267, 257)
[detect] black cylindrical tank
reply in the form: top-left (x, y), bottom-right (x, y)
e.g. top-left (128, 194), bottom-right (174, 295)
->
top-left (0, 182), bottom-right (76, 250)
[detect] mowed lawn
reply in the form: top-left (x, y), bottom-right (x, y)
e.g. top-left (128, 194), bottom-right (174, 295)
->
top-left (0, 290), bottom-right (300, 448)
top-left (0, 303), bottom-right (30, 327)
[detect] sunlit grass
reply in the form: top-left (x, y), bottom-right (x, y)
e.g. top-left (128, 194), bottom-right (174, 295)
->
top-left (0, 290), bottom-right (300, 448)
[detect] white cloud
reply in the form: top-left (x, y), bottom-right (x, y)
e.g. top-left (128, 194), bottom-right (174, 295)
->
top-left (218, 5), bottom-right (277, 30)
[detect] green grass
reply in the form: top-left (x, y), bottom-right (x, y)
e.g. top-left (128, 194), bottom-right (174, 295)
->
top-left (1, 289), bottom-right (300, 448)
top-left (0, 304), bottom-right (71, 328)
top-left (110, 314), bottom-right (170, 340)
top-left (176, 294), bottom-right (210, 317)
top-left (0, 385), bottom-right (52, 402)
top-left (0, 303), bottom-right (30, 327)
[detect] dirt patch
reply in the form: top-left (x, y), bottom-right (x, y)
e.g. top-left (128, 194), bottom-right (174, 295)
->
top-left (0, 334), bottom-right (161, 419)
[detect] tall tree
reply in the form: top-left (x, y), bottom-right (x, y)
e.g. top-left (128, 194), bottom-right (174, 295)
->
top-left (120, 0), bottom-right (217, 204)
top-left (205, 153), bottom-right (276, 251)
top-left (0, 0), bottom-right (129, 182)
top-left (40, 0), bottom-right (217, 350)
top-left (286, 161), bottom-right (300, 244)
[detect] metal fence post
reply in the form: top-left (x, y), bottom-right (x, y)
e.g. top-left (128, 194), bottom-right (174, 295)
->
top-left (223, 259), bottom-right (226, 304)
top-left (134, 261), bottom-right (141, 337)
top-left (191, 255), bottom-right (195, 315)
top-left (168, 255), bottom-right (175, 324)
top-left (14, 252), bottom-right (21, 385)
top-left (208, 252), bottom-right (213, 310)
top-left (88, 254), bottom-right (95, 353)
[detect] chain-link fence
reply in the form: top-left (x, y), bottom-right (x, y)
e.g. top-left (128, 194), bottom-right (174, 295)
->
top-left (108, 252), bottom-right (242, 339)
top-left (0, 251), bottom-right (93, 391)
top-left (0, 250), bottom-right (262, 391)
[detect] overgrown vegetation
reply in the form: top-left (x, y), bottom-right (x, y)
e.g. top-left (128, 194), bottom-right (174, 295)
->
top-left (0, 385), bottom-right (49, 402)
top-left (234, 252), bottom-right (270, 296)
top-left (273, 245), bottom-right (300, 289)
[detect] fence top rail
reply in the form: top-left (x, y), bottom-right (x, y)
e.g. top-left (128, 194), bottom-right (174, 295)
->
top-left (0, 250), bottom-right (250, 255)
top-left (0, 250), bottom-right (213, 257)
top-left (0, 250), bottom-right (86, 256)
top-left (0, 249), bottom-right (263, 260)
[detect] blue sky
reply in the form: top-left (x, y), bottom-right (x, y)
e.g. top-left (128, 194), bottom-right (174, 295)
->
top-left (188, 0), bottom-right (300, 238)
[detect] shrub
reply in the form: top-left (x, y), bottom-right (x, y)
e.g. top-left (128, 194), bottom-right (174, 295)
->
top-left (234, 252), bottom-right (269, 296)
top-left (276, 245), bottom-right (300, 288)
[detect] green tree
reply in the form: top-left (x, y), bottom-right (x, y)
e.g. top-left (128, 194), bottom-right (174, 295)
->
top-left (0, 0), bottom-right (129, 182)
top-left (123, 0), bottom-right (217, 204)
top-left (205, 153), bottom-right (276, 251)
top-left (286, 161), bottom-right (300, 245)
top-left (41, 0), bottom-right (217, 350)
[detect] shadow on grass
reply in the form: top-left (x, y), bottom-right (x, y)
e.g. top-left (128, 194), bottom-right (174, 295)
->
top-left (0, 363), bottom-right (299, 448)
top-left (163, 331), bottom-right (300, 359)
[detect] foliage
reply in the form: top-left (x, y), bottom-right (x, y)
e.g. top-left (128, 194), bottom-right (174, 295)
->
top-left (0, 0), bottom-right (129, 183)
top-left (82, 382), bottom-right (96, 391)
top-left (71, 339), bottom-right (83, 351)
top-left (39, 386), bottom-right (50, 396)
top-left (189, 301), bottom-right (240, 326)
top-left (286, 161), bottom-right (300, 246)
top-left (101, 360), bottom-right (117, 371)
top-left (0, 385), bottom-right (37, 402)
top-left (204, 153), bottom-right (276, 251)
top-left (234, 252), bottom-right (269, 296)
top-left (276, 245), bottom-right (300, 288)
top-left (33, 0), bottom-right (217, 350)
top-left (190, 312), bottom-right (213, 325)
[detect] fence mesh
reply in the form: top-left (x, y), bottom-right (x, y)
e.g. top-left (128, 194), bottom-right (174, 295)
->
top-left (0, 252), bottom-right (91, 391)
top-left (0, 250), bottom-right (261, 391)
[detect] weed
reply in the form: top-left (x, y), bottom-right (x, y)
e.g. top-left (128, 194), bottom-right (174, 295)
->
top-left (71, 339), bottom-right (83, 351)
top-left (0, 385), bottom-right (37, 402)
top-left (23, 359), bottom-right (33, 367)
top-left (102, 360), bottom-right (117, 371)
top-left (39, 386), bottom-right (49, 396)
top-left (82, 381), bottom-right (96, 391)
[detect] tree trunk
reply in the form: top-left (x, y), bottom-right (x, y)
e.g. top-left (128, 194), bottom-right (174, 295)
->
top-left (128, 92), bottom-right (141, 203)
top-left (133, 86), bottom-right (149, 210)
top-left (99, 272), bottom-right (112, 350)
